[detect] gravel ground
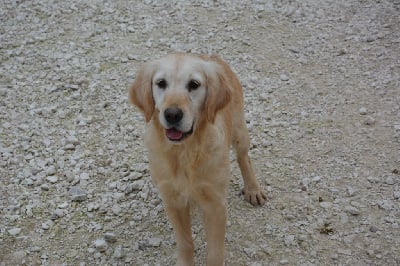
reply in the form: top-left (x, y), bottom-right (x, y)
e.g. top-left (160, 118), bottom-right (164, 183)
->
top-left (1, 0), bottom-right (399, 265)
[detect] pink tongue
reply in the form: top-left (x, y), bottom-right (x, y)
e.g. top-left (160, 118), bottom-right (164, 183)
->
top-left (166, 128), bottom-right (183, 140)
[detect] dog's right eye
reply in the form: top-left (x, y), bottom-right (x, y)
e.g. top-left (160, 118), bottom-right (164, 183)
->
top-left (156, 79), bottom-right (167, 89)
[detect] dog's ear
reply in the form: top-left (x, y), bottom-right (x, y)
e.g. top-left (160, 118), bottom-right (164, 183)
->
top-left (129, 62), bottom-right (155, 122)
top-left (204, 61), bottom-right (232, 123)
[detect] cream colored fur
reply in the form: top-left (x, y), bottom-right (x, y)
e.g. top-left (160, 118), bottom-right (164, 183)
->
top-left (129, 53), bottom-right (266, 265)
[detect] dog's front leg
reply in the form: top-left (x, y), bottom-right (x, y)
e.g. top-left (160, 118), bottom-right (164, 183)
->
top-left (204, 203), bottom-right (226, 266)
top-left (195, 186), bottom-right (227, 266)
top-left (164, 204), bottom-right (194, 266)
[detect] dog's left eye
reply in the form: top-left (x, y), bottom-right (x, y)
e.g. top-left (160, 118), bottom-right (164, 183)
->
top-left (156, 79), bottom-right (167, 89)
top-left (187, 80), bottom-right (201, 92)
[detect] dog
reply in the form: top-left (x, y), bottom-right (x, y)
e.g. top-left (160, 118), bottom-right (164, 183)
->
top-left (129, 53), bottom-right (266, 265)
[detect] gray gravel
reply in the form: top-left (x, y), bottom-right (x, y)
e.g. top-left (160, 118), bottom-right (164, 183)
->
top-left (1, 0), bottom-right (399, 265)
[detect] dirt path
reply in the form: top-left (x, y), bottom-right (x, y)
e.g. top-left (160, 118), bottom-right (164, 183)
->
top-left (1, 0), bottom-right (399, 265)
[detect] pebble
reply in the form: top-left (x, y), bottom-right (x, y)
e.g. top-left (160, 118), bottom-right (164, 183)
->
top-left (284, 235), bottom-right (296, 246)
top-left (359, 107), bottom-right (368, 115)
top-left (280, 74), bottom-right (289, 81)
top-left (337, 248), bottom-right (352, 255)
top-left (46, 166), bottom-right (57, 176)
top-left (87, 247), bottom-right (96, 254)
top-left (69, 186), bottom-right (87, 201)
top-left (279, 259), bottom-right (289, 265)
top-left (104, 232), bottom-right (118, 243)
top-left (126, 171), bottom-right (143, 181)
top-left (319, 202), bottom-right (332, 209)
top-left (344, 205), bottom-right (361, 215)
top-left (52, 208), bottom-right (66, 219)
top-left (8, 228), bottom-right (22, 236)
top-left (31, 246), bottom-right (41, 253)
top-left (369, 225), bottom-right (379, 233)
top-left (113, 245), bottom-right (124, 259)
top-left (64, 143), bottom-right (76, 151)
top-left (42, 221), bottom-right (53, 230)
top-left (384, 216), bottom-right (395, 224)
top-left (363, 116), bottom-right (376, 125)
top-left (24, 178), bottom-right (34, 186)
top-left (384, 176), bottom-right (395, 185)
top-left (367, 249), bottom-right (375, 257)
top-left (366, 35), bottom-right (377, 42)
top-left (94, 239), bottom-right (108, 252)
top-left (312, 175), bottom-right (322, 182)
top-left (132, 180), bottom-right (145, 191)
top-left (0, 88), bottom-right (7, 96)
top-left (80, 172), bottom-right (90, 180)
top-left (112, 205), bottom-right (122, 215)
top-left (340, 213), bottom-right (349, 224)
top-left (301, 177), bottom-right (311, 187)
top-left (147, 237), bottom-right (162, 247)
top-left (58, 202), bottom-right (69, 209)
top-left (346, 186), bottom-right (357, 197)
top-left (41, 184), bottom-right (50, 191)
top-left (46, 176), bottom-right (58, 183)
top-left (87, 202), bottom-right (100, 212)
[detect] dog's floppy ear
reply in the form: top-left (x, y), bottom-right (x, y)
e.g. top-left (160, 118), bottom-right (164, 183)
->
top-left (129, 62), bottom-right (155, 122)
top-left (204, 61), bottom-right (232, 123)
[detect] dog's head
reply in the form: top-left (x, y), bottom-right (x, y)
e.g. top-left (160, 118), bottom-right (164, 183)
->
top-left (129, 53), bottom-right (231, 143)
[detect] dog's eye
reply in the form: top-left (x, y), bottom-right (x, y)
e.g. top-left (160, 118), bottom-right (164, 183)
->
top-left (187, 80), bottom-right (200, 92)
top-left (156, 79), bottom-right (167, 89)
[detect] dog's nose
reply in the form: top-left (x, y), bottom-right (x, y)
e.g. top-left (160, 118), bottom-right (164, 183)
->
top-left (164, 107), bottom-right (183, 124)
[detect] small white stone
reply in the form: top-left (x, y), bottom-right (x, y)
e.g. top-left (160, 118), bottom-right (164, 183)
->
top-left (280, 74), bottom-right (289, 81)
top-left (132, 180), bottom-right (145, 191)
top-left (147, 237), bottom-right (162, 247)
top-left (301, 177), bottom-right (311, 187)
top-left (80, 172), bottom-right (90, 180)
top-left (94, 239), bottom-right (108, 252)
top-left (344, 205), bottom-right (360, 215)
top-left (312, 175), bottom-right (321, 182)
top-left (70, 186), bottom-right (87, 201)
top-left (24, 178), bottom-right (34, 186)
top-left (279, 258), bottom-right (289, 265)
top-left (359, 107), bottom-right (367, 115)
top-left (385, 176), bottom-right (395, 185)
top-left (338, 248), bottom-right (352, 255)
top-left (393, 190), bottom-right (400, 199)
top-left (41, 184), bottom-right (50, 191)
top-left (363, 116), bottom-right (376, 125)
top-left (42, 221), bottom-right (53, 230)
top-left (46, 166), bottom-right (57, 175)
top-left (46, 175), bottom-right (58, 183)
top-left (53, 208), bottom-right (65, 218)
top-left (319, 202), bottom-right (332, 209)
top-left (113, 245), bottom-right (124, 258)
top-left (8, 228), bottom-right (21, 236)
top-left (104, 232), bottom-right (118, 243)
top-left (58, 202), bottom-right (69, 209)
top-left (87, 202), bottom-right (100, 212)
top-left (64, 143), bottom-right (75, 150)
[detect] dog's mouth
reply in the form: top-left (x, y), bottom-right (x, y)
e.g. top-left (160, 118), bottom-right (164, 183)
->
top-left (165, 124), bottom-right (194, 142)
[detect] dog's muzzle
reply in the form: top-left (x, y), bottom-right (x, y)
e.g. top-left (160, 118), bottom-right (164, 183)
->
top-left (163, 107), bottom-right (193, 142)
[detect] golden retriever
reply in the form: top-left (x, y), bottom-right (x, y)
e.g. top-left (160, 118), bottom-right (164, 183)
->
top-left (129, 53), bottom-right (266, 265)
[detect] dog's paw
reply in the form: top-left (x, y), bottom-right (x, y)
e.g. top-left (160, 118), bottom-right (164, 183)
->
top-left (242, 188), bottom-right (267, 206)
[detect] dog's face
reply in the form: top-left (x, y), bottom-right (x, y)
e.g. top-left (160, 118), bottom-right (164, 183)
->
top-left (130, 54), bottom-right (231, 143)
top-left (152, 56), bottom-right (207, 142)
